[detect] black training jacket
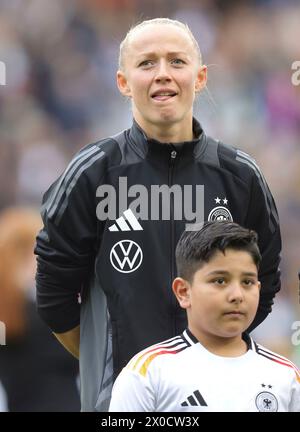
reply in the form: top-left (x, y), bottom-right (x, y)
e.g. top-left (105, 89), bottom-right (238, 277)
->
top-left (35, 118), bottom-right (281, 411)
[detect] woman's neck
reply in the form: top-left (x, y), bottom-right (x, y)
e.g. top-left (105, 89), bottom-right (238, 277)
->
top-left (134, 116), bottom-right (194, 143)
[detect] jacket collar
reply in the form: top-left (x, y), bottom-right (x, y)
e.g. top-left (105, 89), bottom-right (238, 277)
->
top-left (128, 118), bottom-right (206, 161)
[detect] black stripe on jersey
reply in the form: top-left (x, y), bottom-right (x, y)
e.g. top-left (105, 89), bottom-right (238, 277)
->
top-left (157, 336), bottom-right (185, 347)
top-left (143, 336), bottom-right (187, 353)
top-left (257, 346), bottom-right (300, 371)
top-left (133, 338), bottom-right (191, 376)
top-left (256, 350), bottom-right (277, 363)
top-left (256, 348), bottom-right (300, 378)
top-left (164, 340), bottom-right (191, 350)
top-left (236, 150), bottom-right (279, 233)
top-left (182, 329), bottom-right (197, 345)
top-left (145, 339), bottom-right (191, 353)
top-left (253, 340), bottom-right (260, 353)
top-left (134, 335), bottom-right (190, 363)
top-left (185, 329), bottom-right (255, 352)
top-left (257, 346), bottom-right (286, 360)
top-left (164, 344), bottom-right (191, 356)
top-left (256, 350), bottom-right (300, 377)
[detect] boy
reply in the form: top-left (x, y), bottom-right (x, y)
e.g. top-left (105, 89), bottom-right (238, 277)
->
top-left (109, 222), bottom-right (299, 412)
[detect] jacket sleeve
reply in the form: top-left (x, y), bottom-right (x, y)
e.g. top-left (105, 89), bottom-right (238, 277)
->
top-left (245, 167), bottom-right (281, 332)
top-left (35, 148), bottom-right (103, 333)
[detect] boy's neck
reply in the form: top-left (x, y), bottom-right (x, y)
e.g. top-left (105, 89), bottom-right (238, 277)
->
top-left (189, 327), bottom-right (248, 357)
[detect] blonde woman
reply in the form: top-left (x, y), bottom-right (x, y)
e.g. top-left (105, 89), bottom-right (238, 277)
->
top-left (35, 19), bottom-right (281, 411)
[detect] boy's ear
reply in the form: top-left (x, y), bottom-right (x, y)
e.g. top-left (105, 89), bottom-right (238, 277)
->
top-left (172, 277), bottom-right (191, 310)
top-left (117, 70), bottom-right (132, 97)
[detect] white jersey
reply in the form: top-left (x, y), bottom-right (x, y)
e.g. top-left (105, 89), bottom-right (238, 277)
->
top-left (109, 329), bottom-right (300, 412)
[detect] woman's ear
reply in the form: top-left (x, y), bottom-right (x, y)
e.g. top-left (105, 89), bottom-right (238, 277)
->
top-left (117, 70), bottom-right (132, 97)
top-left (195, 65), bottom-right (207, 93)
top-left (172, 277), bottom-right (191, 310)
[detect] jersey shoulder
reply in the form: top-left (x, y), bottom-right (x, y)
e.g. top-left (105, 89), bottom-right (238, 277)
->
top-left (216, 139), bottom-right (261, 184)
top-left (76, 134), bottom-right (123, 170)
top-left (126, 334), bottom-right (192, 378)
top-left (254, 342), bottom-right (300, 383)
top-left (200, 134), bottom-right (262, 186)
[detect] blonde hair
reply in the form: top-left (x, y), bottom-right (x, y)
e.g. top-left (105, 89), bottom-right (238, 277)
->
top-left (119, 18), bottom-right (203, 71)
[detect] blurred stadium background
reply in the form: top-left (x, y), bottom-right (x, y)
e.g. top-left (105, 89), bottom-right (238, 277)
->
top-left (0, 0), bottom-right (299, 411)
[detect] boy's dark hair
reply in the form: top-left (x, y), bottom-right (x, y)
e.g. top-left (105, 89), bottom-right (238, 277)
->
top-left (176, 221), bottom-right (262, 282)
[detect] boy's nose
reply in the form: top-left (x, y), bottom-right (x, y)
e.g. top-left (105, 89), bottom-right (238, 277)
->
top-left (228, 283), bottom-right (244, 303)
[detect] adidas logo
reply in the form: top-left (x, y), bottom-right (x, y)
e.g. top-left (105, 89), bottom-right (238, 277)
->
top-left (109, 209), bottom-right (143, 232)
top-left (181, 390), bottom-right (207, 407)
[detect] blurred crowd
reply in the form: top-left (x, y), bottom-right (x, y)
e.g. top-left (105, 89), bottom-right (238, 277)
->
top-left (0, 0), bottom-right (299, 411)
top-left (0, 208), bottom-right (80, 411)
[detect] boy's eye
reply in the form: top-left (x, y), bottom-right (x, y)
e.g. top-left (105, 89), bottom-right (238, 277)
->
top-left (243, 279), bottom-right (255, 286)
top-left (213, 278), bottom-right (226, 285)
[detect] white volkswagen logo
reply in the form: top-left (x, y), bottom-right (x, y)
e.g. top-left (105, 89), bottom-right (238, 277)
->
top-left (110, 240), bottom-right (143, 273)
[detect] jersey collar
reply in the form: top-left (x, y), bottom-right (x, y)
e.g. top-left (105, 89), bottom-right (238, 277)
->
top-left (183, 328), bottom-right (254, 351)
top-left (128, 117), bottom-right (205, 162)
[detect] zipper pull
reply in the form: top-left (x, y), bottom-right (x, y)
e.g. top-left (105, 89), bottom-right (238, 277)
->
top-left (171, 150), bottom-right (177, 159)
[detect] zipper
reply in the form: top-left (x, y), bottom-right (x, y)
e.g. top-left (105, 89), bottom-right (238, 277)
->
top-left (169, 148), bottom-right (177, 336)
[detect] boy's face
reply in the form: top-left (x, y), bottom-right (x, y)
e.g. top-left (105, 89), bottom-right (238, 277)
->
top-left (117, 24), bottom-right (206, 136)
top-left (173, 249), bottom-right (261, 342)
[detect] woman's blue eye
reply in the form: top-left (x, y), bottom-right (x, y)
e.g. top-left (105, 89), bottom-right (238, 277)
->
top-left (172, 59), bottom-right (185, 65)
top-left (139, 60), bottom-right (153, 67)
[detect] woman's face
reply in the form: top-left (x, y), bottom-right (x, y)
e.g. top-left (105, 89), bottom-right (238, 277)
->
top-left (117, 24), bottom-right (207, 139)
